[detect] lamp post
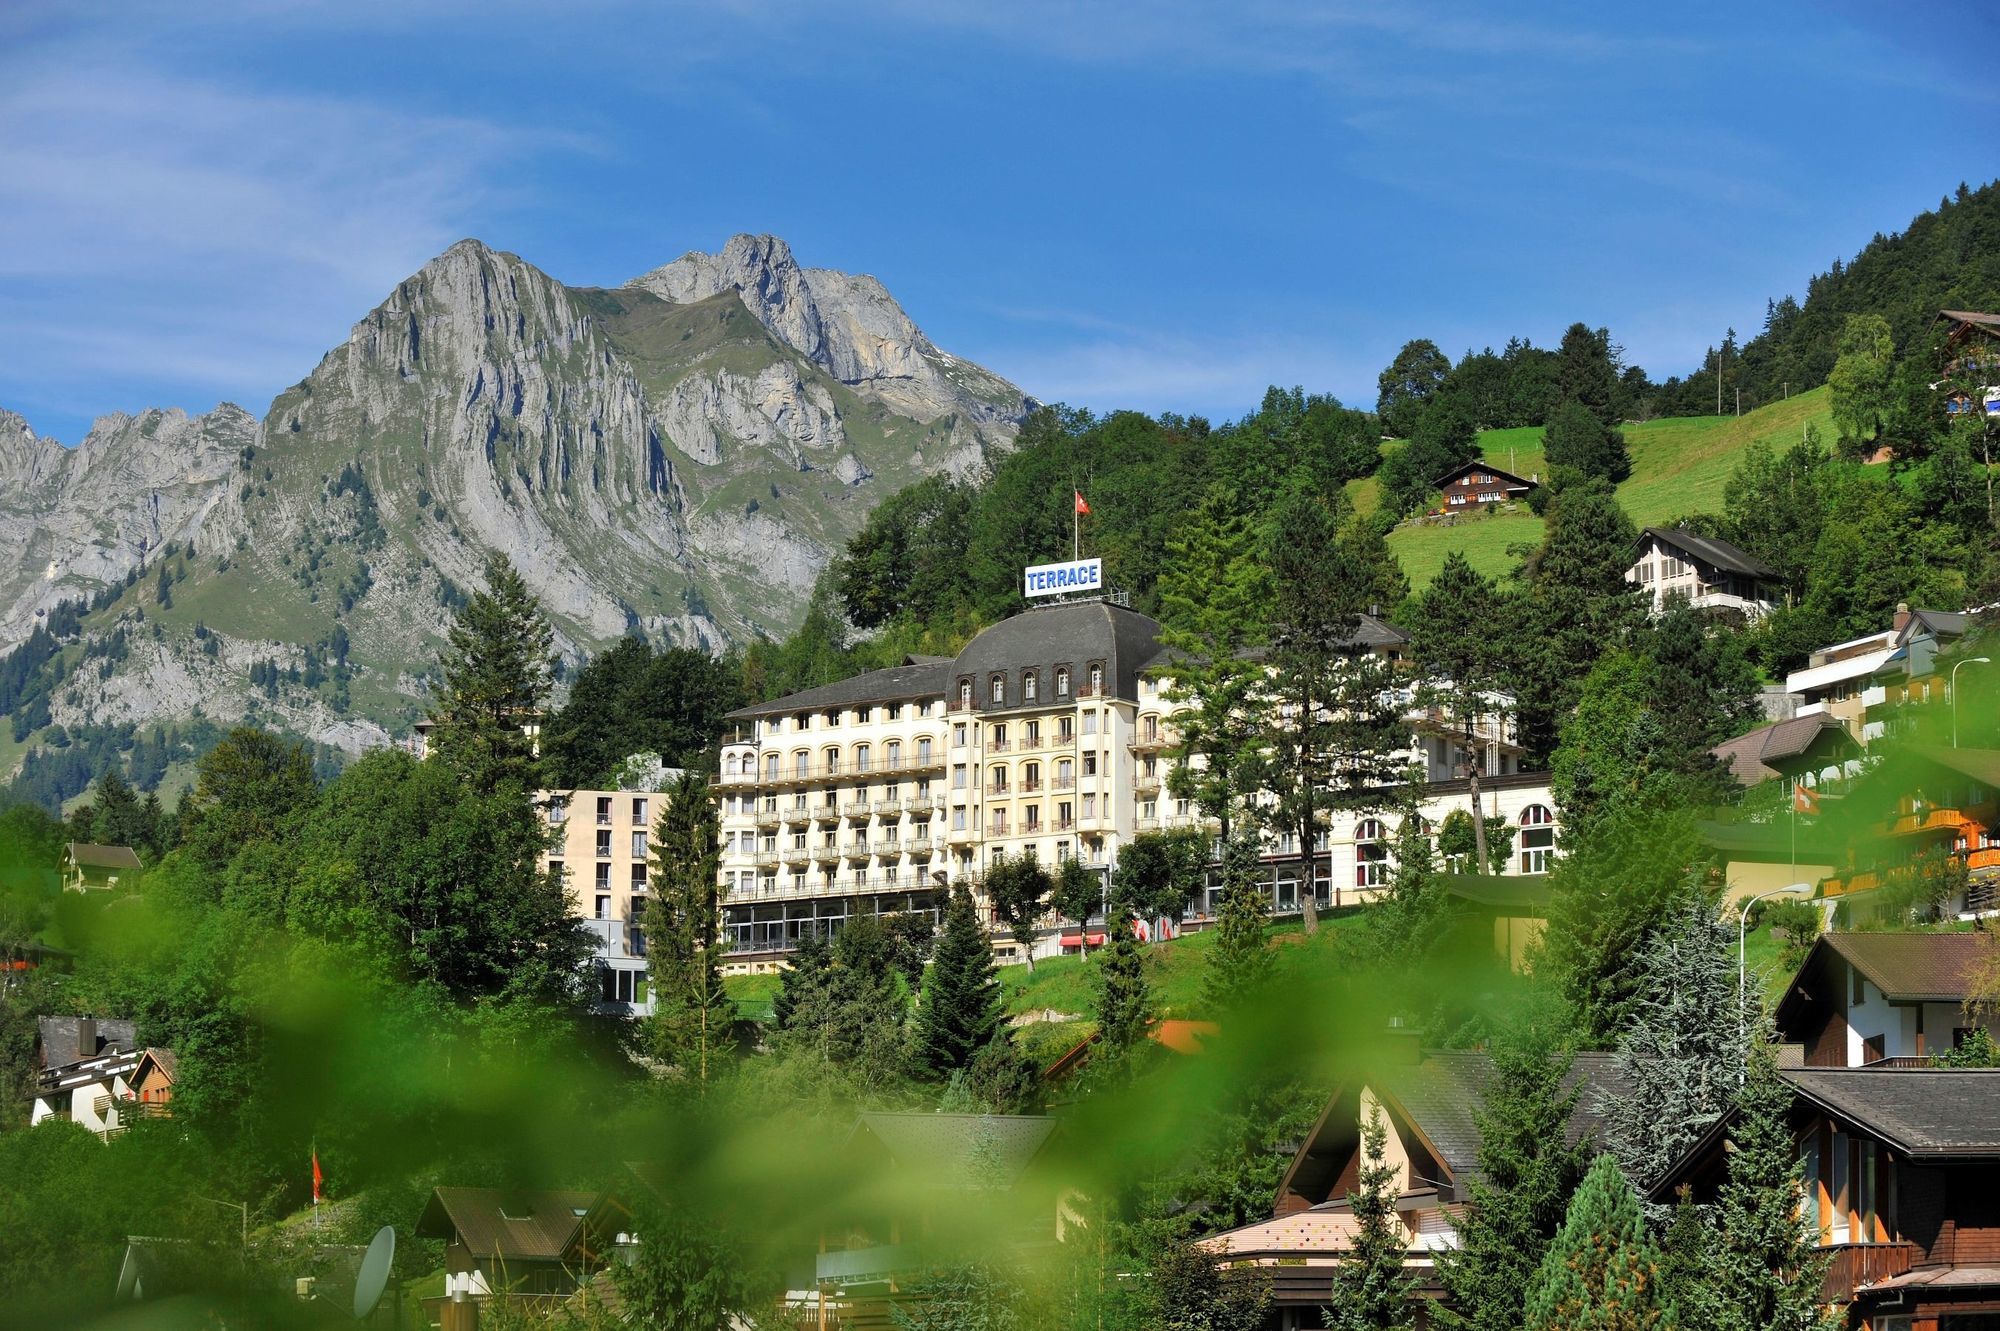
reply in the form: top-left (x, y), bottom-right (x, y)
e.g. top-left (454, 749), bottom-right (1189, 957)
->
top-left (1951, 657), bottom-right (1992, 748)
top-left (197, 1195), bottom-right (248, 1250)
top-left (1739, 882), bottom-right (1813, 1081)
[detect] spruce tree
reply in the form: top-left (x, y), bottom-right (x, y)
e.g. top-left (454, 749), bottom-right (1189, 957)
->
top-left (91, 767), bottom-right (143, 851)
top-left (1435, 1004), bottom-right (1590, 1331)
top-left (430, 554), bottom-right (554, 796)
top-left (1326, 1100), bottom-right (1417, 1331)
top-left (1408, 551), bottom-right (1508, 870)
top-left (1095, 910), bottom-right (1151, 1067)
top-left (771, 928), bottom-right (831, 1032)
top-left (1543, 400), bottom-right (1631, 485)
top-left (1706, 1048), bottom-right (1838, 1331)
top-left (1202, 831), bottom-right (1273, 1014)
top-left (915, 888), bottom-right (1004, 1076)
top-left (1603, 897), bottom-right (1744, 1189)
top-left (644, 772), bottom-right (734, 1087)
top-left (1522, 1154), bottom-right (1672, 1331)
top-left (1658, 1187), bottom-right (1717, 1331)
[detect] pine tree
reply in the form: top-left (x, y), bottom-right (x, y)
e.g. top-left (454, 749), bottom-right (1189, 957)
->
top-left (1202, 831), bottom-right (1273, 1014)
top-left (430, 554), bottom-right (555, 796)
top-left (1435, 1004), bottom-right (1590, 1331)
top-left (91, 767), bottom-right (143, 851)
top-left (644, 772), bottom-right (734, 1087)
top-left (1326, 1100), bottom-right (1417, 1331)
top-left (1706, 1048), bottom-right (1838, 1331)
top-left (1261, 488), bottom-right (1402, 931)
top-left (1604, 897), bottom-right (1745, 1189)
top-left (1095, 909), bottom-right (1152, 1068)
top-left (915, 888), bottom-right (1004, 1076)
top-left (1522, 1154), bottom-right (1672, 1331)
top-left (771, 928), bottom-right (831, 1032)
top-left (1543, 400), bottom-right (1631, 485)
top-left (1157, 487), bottom-right (1273, 840)
top-left (1408, 552), bottom-right (1508, 870)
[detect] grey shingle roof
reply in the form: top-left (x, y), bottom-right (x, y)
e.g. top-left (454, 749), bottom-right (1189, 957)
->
top-left (1710, 713), bottom-right (1853, 786)
top-left (1819, 932), bottom-right (1992, 1003)
top-left (1783, 1067), bottom-right (2000, 1155)
top-left (849, 1112), bottom-right (1058, 1188)
top-left (1382, 1051), bottom-right (1630, 1184)
top-left (727, 659), bottom-right (951, 719)
top-left (1637, 526), bottom-right (1780, 581)
top-left (37, 1016), bottom-right (137, 1069)
top-left (951, 601), bottom-right (1163, 711)
top-left (67, 843), bottom-right (142, 871)
top-left (417, 1187), bottom-right (598, 1260)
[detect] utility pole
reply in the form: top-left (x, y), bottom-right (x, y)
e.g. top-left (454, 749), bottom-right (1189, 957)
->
top-left (1736, 387), bottom-right (1742, 417)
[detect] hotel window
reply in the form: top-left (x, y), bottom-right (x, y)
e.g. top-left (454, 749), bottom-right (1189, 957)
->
top-left (889, 703), bottom-right (904, 720)
top-left (953, 764), bottom-right (968, 789)
top-left (595, 862), bottom-right (612, 890)
top-left (765, 753), bottom-right (779, 780)
top-left (631, 797), bottom-right (648, 824)
top-left (990, 674), bottom-right (1006, 705)
top-left (595, 894), bottom-right (611, 919)
top-left (631, 863), bottom-right (647, 889)
top-left (959, 680), bottom-right (973, 708)
top-left (761, 834), bottom-right (777, 853)
top-left (1355, 819), bottom-right (1389, 888)
top-left (992, 723), bottom-right (1007, 748)
top-left (1089, 663), bottom-right (1103, 693)
top-left (548, 858), bottom-right (565, 881)
top-left (795, 712), bottom-right (810, 730)
top-left (1519, 804), bottom-right (1555, 874)
top-left (1024, 672), bottom-right (1038, 702)
top-left (953, 723), bottom-right (968, 747)
top-left (886, 740), bottom-right (902, 768)
top-left (1058, 801), bottom-right (1073, 826)
top-left (547, 799), bottom-right (567, 826)
top-left (1083, 752), bottom-right (1098, 776)
top-left (596, 829), bottom-right (612, 857)
top-left (1058, 716), bottom-right (1074, 740)
top-left (1056, 759), bottom-right (1073, 786)
top-left (859, 707), bottom-right (874, 724)
top-left (597, 796), bottom-right (613, 825)
top-left (855, 744), bottom-right (872, 773)
top-left (1141, 799), bottom-right (1157, 819)
top-left (1056, 667), bottom-right (1071, 696)
top-left (1082, 793), bottom-right (1097, 818)
top-left (824, 746), bottom-right (840, 773)
top-left (917, 737), bottom-right (933, 763)
top-left (990, 765), bottom-right (1009, 793)
top-left (1024, 762), bottom-right (1040, 790)
top-left (795, 751), bottom-right (810, 777)
top-left (824, 710), bottom-right (841, 727)
top-left (631, 830), bottom-right (648, 858)
top-left (953, 808), bottom-right (968, 830)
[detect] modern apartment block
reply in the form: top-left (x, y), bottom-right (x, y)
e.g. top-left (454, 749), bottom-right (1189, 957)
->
top-left (540, 778), bottom-right (681, 1015)
top-left (714, 598), bottom-right (1560, 968)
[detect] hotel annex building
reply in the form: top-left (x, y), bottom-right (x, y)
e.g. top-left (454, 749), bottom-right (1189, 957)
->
top-left (714, 599), bottom-right (1559, 966)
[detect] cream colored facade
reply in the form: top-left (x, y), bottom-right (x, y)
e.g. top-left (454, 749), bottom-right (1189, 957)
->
top-left (714, 600), bottom-right (1562, 967)
top-left (540, 784), bottom-right (678, 1014)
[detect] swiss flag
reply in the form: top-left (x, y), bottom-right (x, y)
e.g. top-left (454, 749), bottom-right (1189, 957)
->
top-left (1793, 783), bottom-right (1820, 815)
top-left (1074, 491), bottom-right (1090, 516)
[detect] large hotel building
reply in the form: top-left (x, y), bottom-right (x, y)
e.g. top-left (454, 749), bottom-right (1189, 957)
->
top-left (713, 598), bottom-right (1558, 968)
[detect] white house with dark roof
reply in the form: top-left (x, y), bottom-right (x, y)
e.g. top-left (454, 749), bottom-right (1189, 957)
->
top-left (1628, 526), bottom-right (1783, 620)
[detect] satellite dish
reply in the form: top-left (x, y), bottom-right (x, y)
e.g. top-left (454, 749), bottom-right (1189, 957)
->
top-left (353, 1225), bottom-right (395, 1320)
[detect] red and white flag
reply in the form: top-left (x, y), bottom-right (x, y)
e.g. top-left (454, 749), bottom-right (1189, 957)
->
top-left (1074, 490), bottom-right (1090, 516)
top-left (312, 1148), bottom-right (324, 1204)
top-left (1793, 784), bottom-right (1820, 815)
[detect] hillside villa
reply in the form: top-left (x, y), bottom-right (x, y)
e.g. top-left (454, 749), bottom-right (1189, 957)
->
top-left (1628, 526), bottom-right (1783, 621)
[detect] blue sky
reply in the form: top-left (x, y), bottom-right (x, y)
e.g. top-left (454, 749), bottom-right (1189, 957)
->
top-left (3, 1), bottom-right (1996, 443)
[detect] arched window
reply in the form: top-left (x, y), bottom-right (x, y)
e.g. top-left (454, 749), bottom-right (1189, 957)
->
top-left (764, 753), bottom-right (779, 780)
top-left (1088, 663), bottom-right (1103, 694)
top-left (725, 753), bottom-right (740, 776)
top-left (823, 746), bottom-right (840, 775)
top-left (1024, 672), bottom-right (1038, 702)
top-left (1056, 668), bottom-right (1070, 696)
top-left (958, 679), bottom-right (973, 708)
top-left (990, 674), bottom-right (1006, 705)
top-left (1519, 804), bottom-right (1555, 874)
top-left (1355, 818), bottom-right (1389, 889)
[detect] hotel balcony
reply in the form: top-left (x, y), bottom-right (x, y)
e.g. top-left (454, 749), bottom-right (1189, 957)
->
top-left (1135, 817), bottom-right (1160, 833)
top-left (874, 798), bottom-right (903, 816)
top-left (754, 809), bottom-right (782, 830)
top-left (910, 839), bottom-right (943, 859)
top-left (814, 804), bottom-right (841, 824)
top-left (784, 806), bottom-right (813, 826)
top-left (1052, 776), bottom-right (1076, 791)
top-left (813, 845), bottom-right (840, 866)
top-left (987, 822), bottom-right (1011, 837)
top-left (842, 800), bottom-right (873, 820)
top-left (1053, 817), bottom-right (1076, 832)
top-left (1135, 775), bottom-right (1162, 795)
top-left (845, 840), bottom-right (873, 861)
top-left (1020, 779), bottom-right (1043, 794)
top-left (1129, 733), bottom-right (1167, 753)
top-left (753, 851), bottom-right (781, 869)
top-left (987, 783), bottom-right (1010, 798)
top-left (783, 847), bottom-right (812, 868)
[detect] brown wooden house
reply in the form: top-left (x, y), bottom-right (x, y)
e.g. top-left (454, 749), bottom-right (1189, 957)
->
top-left (1776, 933), bottom-right (1999, 1068)
top-left (1652, 1067), bottom-right (2000, 1329)
top-left (1431, 460), bottom-right (1537, 513)
top-left (416, 1187), bottom-right (598, 1305)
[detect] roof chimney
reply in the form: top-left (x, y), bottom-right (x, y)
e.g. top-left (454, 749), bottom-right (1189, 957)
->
top-left (1894, 602), bottom-right (1912, 634)
top-left (74, 1018), bottom-right (96, 1057)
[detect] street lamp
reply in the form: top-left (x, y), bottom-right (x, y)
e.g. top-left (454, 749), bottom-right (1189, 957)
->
top-left (1739, 882), bottom-right (1814, 1081)
top-left (1951, 657), bottom-right (1992, 748)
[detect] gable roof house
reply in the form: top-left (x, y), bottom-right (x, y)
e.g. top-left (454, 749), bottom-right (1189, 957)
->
top-left (1652, 1066), bottom-right (2000, 1325)
top-left (63, 843), bottom-right (141, 893)
top-left (1861, 605), bottom-right (1975, 743)
top-left (1200, 1048), bottom-right (1631, 1325)
top-left (1629, 526), bottom-right (1783, 621)
top-left (1431, 460), bottom-right (1537, 512)
top-left (1775, 932), bottom-right (1999, 1068)
top-left (1814, 745), bottom-right (2000, 915)
top-left (417, 1187), bottom-right (599, 1303)
top-left (29, 1017), bottom-right (147, 1138)
top-left (1935, 309), bottom-right (2000, 421)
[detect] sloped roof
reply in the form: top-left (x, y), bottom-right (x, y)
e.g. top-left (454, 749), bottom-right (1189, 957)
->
top-left (416, 1187), bottom-right (598, 1261)
top-left (1432, 459), bottom-right (1537, 491)
top-left (727, 659), bottom-right (950, 719)
top-left (952, 601), bottom-right (1163, 710)
top-left (134, 1047), bottom-right (178, 1084)
top-left (1939, 310), bottom-right (2000, 337)
top-left (849, 1112), bottom-right (1058, 1189)
top-left (67, 843), bottom-right (141, 871)
top-left (37, 1016), bottom-right (136, 1068)
top-left (1710, 714), bottom-right (1854, 786)
top-left (1801, 932), bottom-right (1993, 1005)
top-left (1899, 608), bottom-right (1968, 645)
top-left (1636, 527), bottom-right (1780, 581)
top-left (1435, 873), bottom-right (1552, 912)
top-left (1785, 1067), bottom-right (2000, 1156)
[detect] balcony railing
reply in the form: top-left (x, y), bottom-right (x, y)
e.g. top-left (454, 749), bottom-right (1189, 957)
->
top-left (754, 810), bottom-right (782, 829)
top-left (1020, 780), bottom-right (1043, 793)
top-left (1136, 775), bottom-right (1162, 795)
top-left (987, 784), bottom-right (1010, 797)
top-left (815, 805), bottom-right (841, 823)
top-left (1054, 817), bottom-right (1076, 832)
top-left (842, 800), bottom-right (873, 819)
top-left (783, 847), bottom-right (812, 867)
top-left (845, 841), bottom-right (873, 859)
top-left (784, 806), bottom-right (812, 825)
top-left (753, 851), bottom-right (780, 868)
top-left (1817, 1242), bottom-right (1917, 1304)
top-left (874, 799), bottom-right (903, 816)
top-left (813, 845), bottom-right (840, 864)
top-left (718, 753), bottom-right (949, 787)
top-left (1052, 776), bottom-right (1076, 791)
top-left (1136, 817), bottom-right (1160, 832)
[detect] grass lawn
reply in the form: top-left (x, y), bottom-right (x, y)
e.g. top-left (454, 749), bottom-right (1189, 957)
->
top-left (724, 972), bottom-right (782, 1022)
top-left (1385, 386), bottom-right (1835, 590)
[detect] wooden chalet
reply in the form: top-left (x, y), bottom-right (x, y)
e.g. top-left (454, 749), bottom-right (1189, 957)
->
top-left (1630, 526), bottom-right (1783, 620)
top-left (1934, 310), bottom-right (2000, 421)
top-left (63, 842), bottom-right (141, 893)
top-left (1815, 746), bottom-right (2000, 915)
top-left (1652, 1067), bottom-right (2000, 1330)
top-left (1431, 460), bottom-right (1537, 512)
top-left (1776, 933), bottom-right (1999, 1068)
top-left (1710, 713), bottom-right (1858, 789)
top-left (416, 1187), bottom-right (598, 1305)
top-left (1201, 1048), bottom-right (1630, 1330)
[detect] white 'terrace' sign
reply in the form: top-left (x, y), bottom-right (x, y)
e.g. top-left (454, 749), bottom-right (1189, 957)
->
top-left (1024, 558), bottom-right (1103, 598)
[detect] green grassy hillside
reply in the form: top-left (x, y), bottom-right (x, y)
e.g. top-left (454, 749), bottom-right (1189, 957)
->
top-left (1383, 386), bottom-right (1834, 588)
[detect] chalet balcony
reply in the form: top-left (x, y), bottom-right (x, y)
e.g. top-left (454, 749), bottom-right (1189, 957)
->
top-left (817, 1243), bottom-right (913, 1286)
top-left (1883, 807), bottom-right (1966, 837)
top-left (1817, 1242), bottom-right (1917, 1304)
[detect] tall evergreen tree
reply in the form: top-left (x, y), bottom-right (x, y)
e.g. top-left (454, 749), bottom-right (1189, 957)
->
top-left (1704, 1048), bottom-right (1839, 1331)
top-left (1435, 1004), bottom-right (1591, 1331)
top-left (1157, 487), bottom-right (1274, 840)
top-left (1326, 1100), bottom-right (1417, 1331)
top-left (915, 888), bottom-right (1004, 1076)
top-left (1376, 339), bottom-right (1452, 439)
top-left (430, 554), bottom-right (554, 797)
top-left (1542, 400), bottom-right (1631, 484)
top-left (1408, 552), bottom-right (1508, 870)
top-left (90, 767), bottom-right (143, 852)
top-left (1522, 1154), bottom-right (1672, 1331)
top-left (1603, 897), bottom-right (1745, 1189)
top-left (1201, 832), bottom-right (1273, 1014)
top-left (644, 772), bottom-right (734, 1087)
top-left (1095, 910), bottom-right (1152, 1069)
top-left (985, 852), bottom-right (1054, 972)
top-left (1260, 489), bottom-right (1401, 932)
top-left (1551, 323), bottom-right (1624, 428)
top-left (771, 927), bottom-right (831, 1032)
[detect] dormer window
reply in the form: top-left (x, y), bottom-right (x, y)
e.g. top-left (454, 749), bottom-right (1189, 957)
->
top-left (1088, 663), bottom-right (1103, 694)
top-left (990, 674), bottom-right (1005, 705)
top-left (1055, 668), bottom-right (1070, 697)
top-left (958, 679), bottom-right (973, 708)
top-left (1024, 672), bottom-right (1038, 702)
